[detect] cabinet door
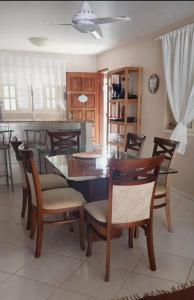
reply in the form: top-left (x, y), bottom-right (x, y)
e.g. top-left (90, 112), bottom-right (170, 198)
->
top-left (67, 72), bottom-right (102, 144)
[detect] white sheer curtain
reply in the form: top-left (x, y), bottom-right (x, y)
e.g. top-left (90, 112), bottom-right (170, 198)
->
top-left (161, 23), bottom-right (194, 154)
top-left (0, 51), bottom-right (66, 112)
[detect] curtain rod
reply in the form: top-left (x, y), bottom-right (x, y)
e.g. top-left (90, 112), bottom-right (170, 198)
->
top-left (155, 22), bottom-right (194, 41)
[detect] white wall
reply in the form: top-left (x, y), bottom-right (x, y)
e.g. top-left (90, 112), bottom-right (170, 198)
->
top-left (0, 50), bottom-right (97, 72)
top-left (97, 36), bottom-right (194, 198)
top-left (64, 54), bottom-right (97, 72)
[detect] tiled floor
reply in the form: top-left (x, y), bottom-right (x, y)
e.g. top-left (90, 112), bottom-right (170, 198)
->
top-left (0, 184), bottom-right (194, 300)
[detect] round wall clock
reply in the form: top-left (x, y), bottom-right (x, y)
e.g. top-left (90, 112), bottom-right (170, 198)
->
top-left (148, 74), bottom-right (159, 94)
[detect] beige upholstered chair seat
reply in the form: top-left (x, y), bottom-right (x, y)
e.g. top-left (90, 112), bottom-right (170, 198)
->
top-left (18, 159), bottom-right (68, 191)
top-left (40, 174), bottom-right (68, 191)
top-left (85, 200), bottom-right (108, 223)
top-left (42, 188), bottom-right (86, 210)
top-left (155, 184), bottom-right (166, 196)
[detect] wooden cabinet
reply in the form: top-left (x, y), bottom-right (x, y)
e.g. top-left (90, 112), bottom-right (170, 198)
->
top-left (67, 72), bottom-right (102, 144)
top-left (107, 67), bottom-right (142, 151)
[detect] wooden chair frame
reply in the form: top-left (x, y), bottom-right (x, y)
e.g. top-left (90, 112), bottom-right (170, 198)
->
top-left (11, 139), bottom-right (29, 223)
top-left (24, 129), bottom-right (48, 148)
top-left (125, 132), bottom-right (146, 155)
top-left (85, 155), bottom-right (164, 281)
top-left (0, 130), bottom-right (14, 191)
top-left (152, 137), bottom-right (178, 232)
top-left (18, 143), bottom-right (85, 258)
top-left (48, 130), bottom-right (80, 155)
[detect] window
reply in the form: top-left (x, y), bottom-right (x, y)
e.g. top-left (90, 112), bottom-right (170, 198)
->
top-left (1, 84), bottom-right (65, 120)
top-left (0, 52), bottom-right (66, 120)
top-left (44, 86), bottom-right (57, 110)
top-left (3, 85), bottom-right (16, 111)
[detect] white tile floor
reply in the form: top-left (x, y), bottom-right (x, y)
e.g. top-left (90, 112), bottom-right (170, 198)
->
top-left (0, 184), bottom-right (194, 300)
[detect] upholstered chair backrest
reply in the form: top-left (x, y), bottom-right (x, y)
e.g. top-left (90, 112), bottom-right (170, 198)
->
top-left (108, 155), bottom-right (164, 225)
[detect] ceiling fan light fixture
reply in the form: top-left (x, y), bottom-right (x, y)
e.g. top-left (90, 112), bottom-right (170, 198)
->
top-left (29, 37), bottom-right (48, 47)
top-left (30, 1), bottom-right (131, 40)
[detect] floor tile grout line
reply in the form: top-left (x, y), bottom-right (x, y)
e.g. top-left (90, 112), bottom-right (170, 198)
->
top-left (133, 241), bottom-right (194, 263)
top-left (0, 237), bottom-right (35, 250)
top-left (61, 286), bottom-right (105, 300)
top-left (186, 259), bottom-right (194, 282)
top-left (13, 252), bottom-right (84, 287)
top-left (1, 185), bottom-right (194, 299)
top-left (112, 269), bottom-right (132, 299)
top-left (154, 248), bottom-right (194, 261)
top-left (110, 252), bottom-right (144, 298)
top-left (46, 249), bottom-right (88, 261)
top-left (0, 273), bottom-right (13, 288)
top-left (46, 286), bottom-right (102, 300)
top-left (115, 274), bottom-right (180, 300)
top-left (55, 260), bottom-right (85, 289)
top-left (5, 273), bottom-right (57, 288)
top-left (57, 259), bottom-right (131, 300)
top-left (132, 269), bottom-right (187, 285)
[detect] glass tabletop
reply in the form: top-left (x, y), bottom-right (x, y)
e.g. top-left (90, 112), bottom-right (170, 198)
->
top-left (44, 144), bottom-right (177, 181)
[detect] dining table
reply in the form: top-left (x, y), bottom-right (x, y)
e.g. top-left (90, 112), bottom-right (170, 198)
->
top-left (44, 144), bottom-right (178, 203)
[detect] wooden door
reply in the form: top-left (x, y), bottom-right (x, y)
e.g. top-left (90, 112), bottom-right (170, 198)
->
top-left (67, 72), bottom-right (102, 144)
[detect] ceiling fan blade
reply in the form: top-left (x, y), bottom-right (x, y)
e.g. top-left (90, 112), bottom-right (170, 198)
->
top-left (90, 27), bottom-right (103, 39)
top-left (91, 16), bottom-right (131, 25)
top-left (29, 21), bottom-right (72, 26)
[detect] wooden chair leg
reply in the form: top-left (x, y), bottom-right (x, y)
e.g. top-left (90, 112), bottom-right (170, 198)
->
top-left (26, 192), bottom-right (32, 230)
top-left (30, 207), bottom-right (37, 239)
top-left (79, 208), bottom-right (85, 251)
top-left (69, 223), bottom-right (74, 232)
top-left (35, 218), bottom-right (44, 258)
top-left (146, 222), bottom-right (156, 271)
top-left (128, 228), bottom-right (133, 248)
top-left (165, 189), bottom-right (173, 232)
top-left (134, 226), bottom-right (139, 238)
top-left (86, 223), bottom-right (92, 257)
top-left (21, 187), bottom-right (28, 218)
top-left (63, 212), bottom-right (74, 232)
top-left (105, 232), bottom-right (112, 282)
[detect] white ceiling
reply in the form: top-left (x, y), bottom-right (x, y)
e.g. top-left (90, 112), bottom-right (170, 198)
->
top-left (0, 1), bottom-right (194, 55)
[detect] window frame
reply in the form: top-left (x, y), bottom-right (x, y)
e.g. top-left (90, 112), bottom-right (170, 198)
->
top-left (0, 83), bottom-right (65, 121)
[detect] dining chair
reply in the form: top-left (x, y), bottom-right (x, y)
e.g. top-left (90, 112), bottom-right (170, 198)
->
top-left (24, 130), bottom-right (48, 173)
top-left (24, 129), bottom-right (48, 148)
top-left (0, 130), bottom-right (14, 191)
top-left (18, 142), bottom-right (86, 258)
top-left (152, 137), bottom-right (179, 232)
top-left (85, 154), bottom-right (164, 281)
top-left (48, 130), bottom-right (81, 155)
top-left (125, 132), bottom-right (146, 155)
top-left (11, 138), bottom-right (69, 230)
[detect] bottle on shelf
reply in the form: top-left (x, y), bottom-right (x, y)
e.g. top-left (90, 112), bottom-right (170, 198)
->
top-left (107, 66), bottom-right (142, 151)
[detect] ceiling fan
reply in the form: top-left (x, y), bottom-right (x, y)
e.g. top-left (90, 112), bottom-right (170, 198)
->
top-left (31, 1), bottom-right (131, 39)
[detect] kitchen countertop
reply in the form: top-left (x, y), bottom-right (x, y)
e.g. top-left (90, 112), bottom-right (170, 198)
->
top-left (0, 120), bottom-right (93, 123)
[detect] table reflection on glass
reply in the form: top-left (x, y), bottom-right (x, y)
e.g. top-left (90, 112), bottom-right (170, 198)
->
top-left (44, 145), bottom-right (177, 202)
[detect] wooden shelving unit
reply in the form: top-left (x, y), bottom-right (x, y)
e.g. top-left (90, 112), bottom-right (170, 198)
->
top-left (107, 66), bottom-right (142, 151)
